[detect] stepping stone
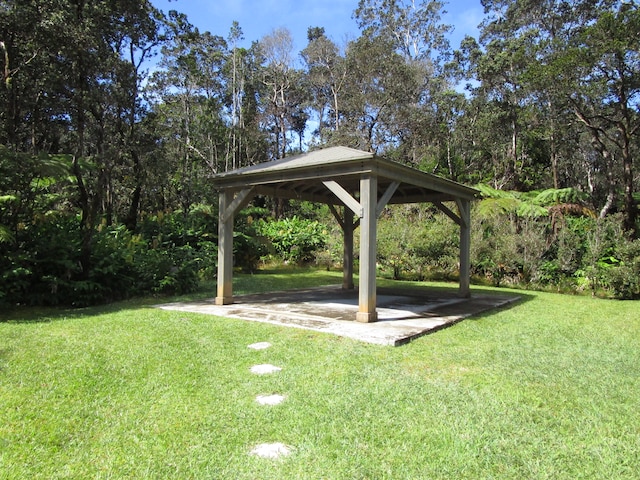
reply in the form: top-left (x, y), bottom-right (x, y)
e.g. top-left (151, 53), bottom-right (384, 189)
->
top-left (256, 394), bottom-right (286, 405)
top-left (250, 364), bottom-right (282, 375)
top-left (250, 442), bottom-right (293, 459)
top-left (248, 342), bottom-right (272, 350)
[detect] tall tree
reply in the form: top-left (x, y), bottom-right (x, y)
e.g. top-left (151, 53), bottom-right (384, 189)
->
top-left (352, 0), bottom-right (453, 165)
top-left (301, 27), bottom-right (347, 142)
top-left (226, 21), bottom-right (244, 170)
top-left (0, 0), bottom-right (166, 273)
top-left (562, 3), bottom-right (640, 236)
top-left (337, 35), bottom-right (419, 153)
top-left (354, 0), bottom-right (451, 63)
top-left (148, 11), bottom-right (229, 212)
top-left (259, 27), bottom-right (306, 159)
top-left (0, 0), bottom-right (68, 152)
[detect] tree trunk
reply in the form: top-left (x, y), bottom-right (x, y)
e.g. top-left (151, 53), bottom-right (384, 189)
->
top-left (589, 129), bottom-right (616, 219)
top-left (621, 135), bottom-right (637, 238)
top-left (124, 150), bottom-right (142, 231)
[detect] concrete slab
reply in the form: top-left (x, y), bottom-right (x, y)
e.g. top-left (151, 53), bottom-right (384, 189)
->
top-left (156, 286), bottom-right (519, 346)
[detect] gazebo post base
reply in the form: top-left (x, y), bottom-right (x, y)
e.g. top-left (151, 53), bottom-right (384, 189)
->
top-left (215, 296), bottom-right (233, 305)
top-left (356, 312), bottom-right (378, 323)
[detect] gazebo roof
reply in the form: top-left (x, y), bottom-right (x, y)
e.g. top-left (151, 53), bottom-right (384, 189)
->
top-left (211, 146), bottom-right (479, 205)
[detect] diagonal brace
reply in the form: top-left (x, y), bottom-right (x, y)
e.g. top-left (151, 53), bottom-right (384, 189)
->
top-left (376, 181), bottom-right (400, 218)
top-left (434, 200), bottom-right (462, 226)
top-left (221, 188), bottom-right (254, 223)
top-left (323, 181), bottom-right (363, 218)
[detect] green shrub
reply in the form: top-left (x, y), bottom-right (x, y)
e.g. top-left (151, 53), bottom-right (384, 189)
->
top-left (233, 207), bottom-right (269, 272)
top-left (377, 212), bottom-right (415, 279)
top-left (257, 216), bottom-right (328, 265)
top-left (376, 206), bottom-right (461, 281)
top-left (127, 210), bottom-right (218, 296)
top-left (0, 214), bottom-right (83, 306)
top-left (470, 214), bottom-right (522, 286)
top-left (604, 238), bottom-right (640, 299)
top-left (0, 209), bottom-right (218, 306)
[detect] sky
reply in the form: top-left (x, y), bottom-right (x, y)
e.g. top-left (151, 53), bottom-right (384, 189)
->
top-left (151, 0), bottom-right (485, 55)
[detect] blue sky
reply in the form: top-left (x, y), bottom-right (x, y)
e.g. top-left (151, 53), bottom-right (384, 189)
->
top-left (152, 0), bottom-right (485, 54)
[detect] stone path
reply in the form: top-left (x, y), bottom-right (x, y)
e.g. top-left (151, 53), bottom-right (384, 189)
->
top-left (250, 364), bottom-right (281, 375)
top-left (250, 442), bottom-right (292, 459)
top-left (248, 341), bottom-right (293, 459)
top-left (256, 394), bottom-right (286, 406)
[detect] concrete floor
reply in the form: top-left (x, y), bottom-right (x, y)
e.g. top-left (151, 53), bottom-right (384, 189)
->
top-left (156, 286), bottom-right (520, 346)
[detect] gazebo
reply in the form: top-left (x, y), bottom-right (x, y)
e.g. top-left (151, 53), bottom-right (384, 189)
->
top-left (211, 146), bottom-right (479, 323)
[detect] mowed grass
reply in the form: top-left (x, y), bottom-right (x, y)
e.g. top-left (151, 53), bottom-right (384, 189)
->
top-left (1, 269), bottom-right (639, 479)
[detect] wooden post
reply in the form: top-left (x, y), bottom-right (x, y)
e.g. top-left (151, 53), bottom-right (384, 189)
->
top-left (343, 207), bottom-right (355, 290)
top-left (215, 189), bottom-right (234, 305)
top-left (356, 175), bottom-right (378, 322)
top-left (459, 199), bottom-right (471, 298)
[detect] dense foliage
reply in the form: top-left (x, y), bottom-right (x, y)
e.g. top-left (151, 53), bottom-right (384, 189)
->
top-left (1, 0), bottom-right (638, 305)
top-left (373, 203), bottom-right (639, 299)
top-left (257, 216), bottom-right (329, 265)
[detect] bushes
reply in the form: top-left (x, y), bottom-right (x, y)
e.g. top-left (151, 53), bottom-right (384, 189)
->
top-left (233, 207), bottom-right (268, 272)
top-left (373, 204), bottom-right (639, 300)
top-left (469, 209), bottom-right (640, 299)
top-left (2, 193), bottom-right (637, 307)
top-left (257, 216), bottom-right (328, 265)
top-left (601, 238), bottom-right (640, 299)
top-left (377, 207), bottom-right (459, 280)
top-left (0, 214), bottom-right (82, 306)
top-left (0, 208), bottom-right (218, 307)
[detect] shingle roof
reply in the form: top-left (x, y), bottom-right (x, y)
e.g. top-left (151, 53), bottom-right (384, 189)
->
top-left (211, 146), bottom-right (478, 205)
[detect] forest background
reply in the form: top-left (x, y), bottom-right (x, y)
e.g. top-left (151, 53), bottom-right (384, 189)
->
top-left (1, 0), bottom-right (639, 306)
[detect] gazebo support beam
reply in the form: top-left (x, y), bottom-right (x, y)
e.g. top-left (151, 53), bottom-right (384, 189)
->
top-left (357, 175), bottom-right (378, 323)
top-left (343, 208), bottom-right (355, 290)
top-left (215, 188), bottom-right (254, 305)
top-left (376, 181), bottom-right (400, 217)
top-left (434, 199), bottom-right (472, 298)
top-left (457, 199), bottom-right (471, 298)
top-left (433, 200), bottom-right (461, 226)
top-left (328, 204), bottom-right (357, 290)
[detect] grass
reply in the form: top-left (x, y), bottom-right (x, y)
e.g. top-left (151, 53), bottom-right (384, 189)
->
top-left (1, 268), bottom-right (639, 479)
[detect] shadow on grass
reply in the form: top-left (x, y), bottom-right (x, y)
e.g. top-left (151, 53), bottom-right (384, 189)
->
top-left (0, 299), bottom-right (150, 324)
top-left (0, 268), bottom-right (343, 324)
top-left (1, 267), bottom-right (532, 324)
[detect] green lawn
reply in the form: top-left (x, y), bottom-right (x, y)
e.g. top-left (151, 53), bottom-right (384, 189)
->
top-left (1, 269), bottom-right (639, 479)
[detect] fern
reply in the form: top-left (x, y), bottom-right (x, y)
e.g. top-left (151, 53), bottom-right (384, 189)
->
top-left (0, 194), bottom-right (18, 203)
top-left (0, 224), bottom-right (13, 244)
top-left (533, 188), bottom-right (587, 206)
top-left (517, 202), bottom-right (550, 218)
top-left (474, 185), bottom-right (598, 220)
top-left (40, 153), bottom-right (72, 178)
top-left (476, 197), bottom-right (522, 217)
top-left (475, 183), bottom-right (515, 199)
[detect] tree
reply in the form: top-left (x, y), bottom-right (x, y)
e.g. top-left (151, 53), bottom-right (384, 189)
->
top-left (259, 27), bottom-right (306, 159)
top-left (354, 0), bottom-right (451, 63)
top-left (473, 0), bottom-right (639, 235)
top-left (352, 0), bottom-right (455, 165)
top-left (563, 4), bottom-right (640, 236)
top-left (334, 35), bottom-right (419, 153)
top-left (1, 0), bottom-right (166, 272)
top-left (226, 21), bottom-right (244, 170)
top-left (147, 11), bottom-right (229, 212)
top-left (301, 27), bottom-right (347, 141)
